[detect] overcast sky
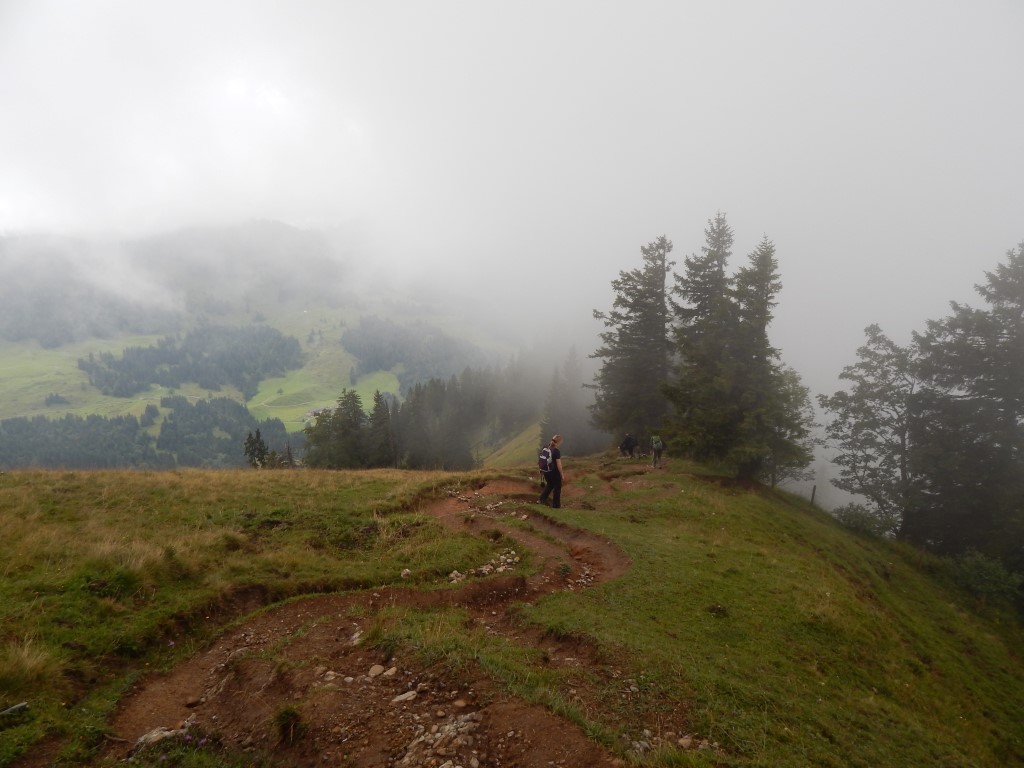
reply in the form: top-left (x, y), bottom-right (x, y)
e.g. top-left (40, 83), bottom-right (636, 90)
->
top-left (1, 0), bottom-right (1022, 397)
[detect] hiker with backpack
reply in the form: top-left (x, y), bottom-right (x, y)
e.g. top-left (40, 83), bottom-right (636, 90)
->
top-left (537, 434), bottom-right (564, 508)
top-left (651, 434), bottom-right (664, 468)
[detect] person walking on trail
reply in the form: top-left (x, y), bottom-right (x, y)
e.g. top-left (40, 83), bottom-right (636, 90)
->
top-left (619, 433), bottom-right (637, 458)
top-left (538, 434), bottom-right (564, 508)
top-left (651, 434), bottom-right (664, 468)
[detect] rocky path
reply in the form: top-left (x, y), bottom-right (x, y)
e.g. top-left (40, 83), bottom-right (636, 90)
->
top-left (98, 479), bottom-right (639, 767)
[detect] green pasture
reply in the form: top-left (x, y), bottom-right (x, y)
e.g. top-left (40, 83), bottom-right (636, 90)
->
top-left (0, 337), bottom-right (167, 421)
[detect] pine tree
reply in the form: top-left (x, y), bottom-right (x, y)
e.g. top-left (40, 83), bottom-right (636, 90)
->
top-left (243, 428), bottom-right (268, 468)
top-left (674, 211), bottom-right (734, 333)
top-left (665, 214), bottom-right (737, 464)
top-left (366, 390), bottom-right (396, 468)
top-left (728, 236), bottom-right (785, 480)
top-left (590, 235), bottom-right (674, 441)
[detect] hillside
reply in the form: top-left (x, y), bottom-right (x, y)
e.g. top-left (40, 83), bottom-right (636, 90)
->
top-left (1, 456), bottom-right (1021, 767)
top-left (0, 223), bottom-right (554, 473)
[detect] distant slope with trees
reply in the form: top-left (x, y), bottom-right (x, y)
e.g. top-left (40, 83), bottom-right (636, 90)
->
top-left (77, 324), bottom-right (304, 399)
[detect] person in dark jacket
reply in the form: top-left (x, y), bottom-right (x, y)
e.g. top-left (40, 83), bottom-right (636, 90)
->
top-left (538, 434), bottom-right (564, 508)
top-left (619, 433), bottom-right (637, 458)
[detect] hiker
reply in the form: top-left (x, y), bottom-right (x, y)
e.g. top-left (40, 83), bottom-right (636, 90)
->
top-left (538, 434), bottom-right (564, 508)
top-left (651, 434), bottom-right (664, 467)
top-left (619, 433), bottom-right (637, 458)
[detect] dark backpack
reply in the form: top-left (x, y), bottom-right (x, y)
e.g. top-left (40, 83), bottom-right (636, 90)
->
top-left (538, 446), bottom-right (553, 472)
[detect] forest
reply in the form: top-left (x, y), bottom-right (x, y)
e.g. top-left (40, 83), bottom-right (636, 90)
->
top-left (76, 324), bottom-right (304, 399)
top-left (0, 396), bottom-right (288, 469)
top-left (300, 348), bottom-right (607, 471)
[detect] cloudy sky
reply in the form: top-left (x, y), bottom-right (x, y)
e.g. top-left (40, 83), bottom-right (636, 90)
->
top-left (1, 0), bottom-right (1022, 396)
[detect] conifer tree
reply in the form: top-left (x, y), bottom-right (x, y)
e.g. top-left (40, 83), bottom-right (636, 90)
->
top-left (675, 211), bottom-right (734, 333)
top-left (366, 389), bottom-right (396, 468)
top-left (664, 214), bottom-right (738, 464)
top-left (666, 218), bottom-right (810, 482)
top-left (590, 235), bottom-right (674, 440)
top-left (243, 428), bottom-right (268, 468)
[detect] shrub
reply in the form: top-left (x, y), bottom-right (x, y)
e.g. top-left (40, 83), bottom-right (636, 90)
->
top-left (831, 503), bottom-right (894, 538)
top-left (950, 549), bottom-right (1023, 605)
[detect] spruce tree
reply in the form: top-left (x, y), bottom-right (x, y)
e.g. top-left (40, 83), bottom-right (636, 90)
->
top-left (590, 235), bottom-right (674, 441)
top-left (243, 428), bottom-right (268, 468)
top-left (665, 214), bottom-right (737, 464)
top-left (666, 219), bottom-right (810, 482)
top-left (366, 390), bottom-right (396, 468)
top-left (729, 236), bottom-right (785, 480)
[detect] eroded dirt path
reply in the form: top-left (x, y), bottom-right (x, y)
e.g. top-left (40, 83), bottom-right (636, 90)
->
top-left (99, 479), bottom-right (637, 767)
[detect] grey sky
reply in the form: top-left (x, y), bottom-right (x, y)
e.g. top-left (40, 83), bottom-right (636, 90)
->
top-left (1, 0), bottom-right (1022, 397)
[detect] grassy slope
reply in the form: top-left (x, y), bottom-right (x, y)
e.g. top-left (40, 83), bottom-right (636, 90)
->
top-left (0, 459), bottom-right (1021, 767)
top-left (0, 304), bottom-right (401, 428)
top-left (481, 421), bottom-right (542, 468)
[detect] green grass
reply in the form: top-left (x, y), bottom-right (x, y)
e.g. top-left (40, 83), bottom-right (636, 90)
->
top-left (481, 421), bottom-right (542, 468)
top-left (0, 336), bottom-right (167, 421)
top-left (0, 305), bottom-right (366, 425)
top-left (521, 470), bottom-right (1024, 766)
top-left (0, 468), bottom-right (491, 765)
top-left (1, 460), bottom-right (1022, 767)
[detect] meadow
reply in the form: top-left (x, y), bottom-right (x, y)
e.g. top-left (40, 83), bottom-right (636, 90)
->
top-left (1, 457), bottom-right (1022, 767)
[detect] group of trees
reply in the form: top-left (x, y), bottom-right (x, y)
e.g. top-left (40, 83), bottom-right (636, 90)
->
top-left (303, 359), bottom-right (609, 473)
top-left (819, 243), bottom-right (1024, 572)
top-left (0, 396), bottom-right (289, 469)
top-left (590, 214), bottom-right (818, 485)
top-left (302, 352), bottom-right (602, 471)
top-left (77, 324), bottom-right (304, 399)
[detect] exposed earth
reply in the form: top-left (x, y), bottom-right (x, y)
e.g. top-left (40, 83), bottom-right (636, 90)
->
top-left (48, 475), bottom-right (706, 767)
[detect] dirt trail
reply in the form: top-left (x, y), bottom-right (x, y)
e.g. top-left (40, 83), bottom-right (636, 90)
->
top-left (98, 479), bottom-right (636, 767)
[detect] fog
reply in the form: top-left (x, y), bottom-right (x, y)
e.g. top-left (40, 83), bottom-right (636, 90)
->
top-left (1, 0), bottom-right (1023, 400)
